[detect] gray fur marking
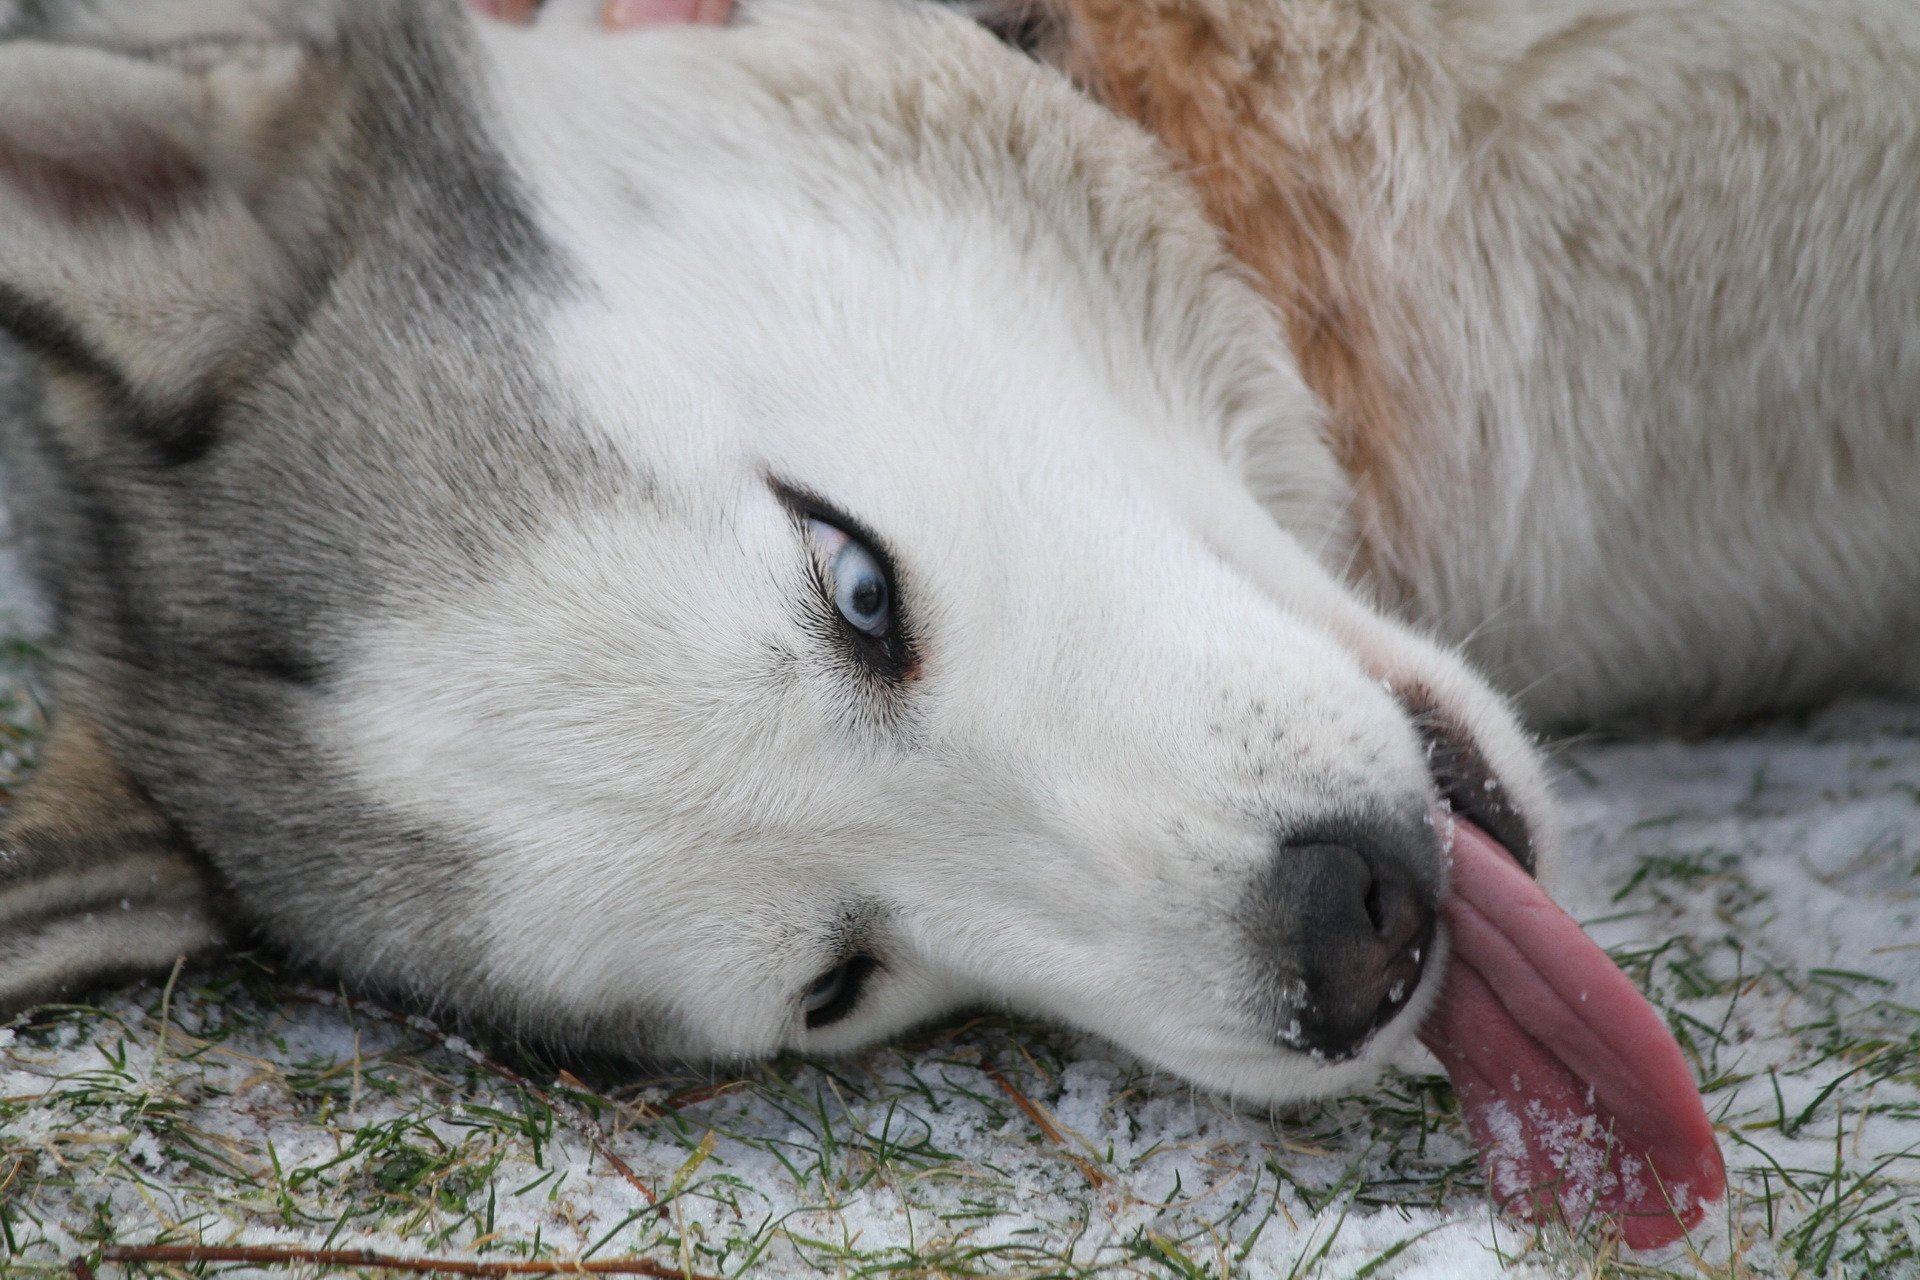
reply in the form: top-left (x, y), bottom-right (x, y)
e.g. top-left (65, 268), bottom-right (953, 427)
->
top-left (0, 0), bottom-right (666, 1051)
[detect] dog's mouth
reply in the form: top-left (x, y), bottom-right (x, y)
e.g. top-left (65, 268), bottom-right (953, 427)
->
top-left (1393, 691), bottom-right (1726, 1248)
top-left (1401, 690), bottom-right (1537, 875)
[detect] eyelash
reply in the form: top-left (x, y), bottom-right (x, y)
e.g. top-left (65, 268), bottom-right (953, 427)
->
top-left (775, 485), bottom-right (917, 682)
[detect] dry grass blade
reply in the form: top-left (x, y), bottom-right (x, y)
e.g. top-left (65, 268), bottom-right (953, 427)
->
top-left (981, 1057), bottom-right (1111, 1190)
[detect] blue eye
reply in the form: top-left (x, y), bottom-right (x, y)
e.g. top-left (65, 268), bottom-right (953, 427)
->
top-left (808, 518), bottom-right (892, 636)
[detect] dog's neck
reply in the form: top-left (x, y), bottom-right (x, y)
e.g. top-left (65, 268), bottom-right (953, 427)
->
top-left (997, 0), bottom-right (1450, 607)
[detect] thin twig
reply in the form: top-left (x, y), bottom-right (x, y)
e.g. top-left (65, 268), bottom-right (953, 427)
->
top-left (69, 1259), bottom-right (99, 1280)
top-left (97, 1245), bottom-right (716, 1279)
top-left (556, 1070), bottom-right (656, 1205)
top-left (980, 1058), bottom-right (1110, 1189)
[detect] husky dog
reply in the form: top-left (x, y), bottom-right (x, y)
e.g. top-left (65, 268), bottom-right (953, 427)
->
top-left (0, 0), bottom-right (1912, 1214)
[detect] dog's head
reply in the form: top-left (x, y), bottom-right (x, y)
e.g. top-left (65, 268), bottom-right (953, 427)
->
top-left (0, 0), bottom-right (1553, 1102)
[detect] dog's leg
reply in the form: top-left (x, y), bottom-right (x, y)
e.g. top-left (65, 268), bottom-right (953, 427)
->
top-left (0, 704), bottom-right (225, 1014)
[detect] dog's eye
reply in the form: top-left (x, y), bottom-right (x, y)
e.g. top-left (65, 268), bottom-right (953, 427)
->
top-left (772, 481), bottom-right (914, 681)
top-left (802, 954), bottom-right (877, 1029)
top-left (807, 519), bottom-right (892, 637)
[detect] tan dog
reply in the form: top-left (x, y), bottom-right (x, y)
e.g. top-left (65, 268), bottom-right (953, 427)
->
top-left (1014, 0), bottom-right (1920, 728)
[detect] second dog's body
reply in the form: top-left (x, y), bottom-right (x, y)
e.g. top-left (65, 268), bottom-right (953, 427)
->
top-left (1043, 0), bottom-right (1920, 727)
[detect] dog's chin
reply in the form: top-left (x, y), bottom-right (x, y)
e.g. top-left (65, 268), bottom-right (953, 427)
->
top-left (1123, 933), bottom-right (1454, 1108)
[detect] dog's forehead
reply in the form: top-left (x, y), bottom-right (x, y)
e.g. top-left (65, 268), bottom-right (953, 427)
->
top-left (322, 0), bottom-right (1360, 792)
top-left (470, 0), bottom-right (1338, 531)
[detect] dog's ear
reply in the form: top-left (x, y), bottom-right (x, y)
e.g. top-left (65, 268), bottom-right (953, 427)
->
top-left (0, 28), bottom-right (337, 424)
top-left (0, 707), bottom-right (227, 1015)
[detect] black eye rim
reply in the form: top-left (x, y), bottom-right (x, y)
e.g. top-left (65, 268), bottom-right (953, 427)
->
top-left (770, 479), bottom-right (918, 681)
top-left (803, 954), bottom-right (879, 1030)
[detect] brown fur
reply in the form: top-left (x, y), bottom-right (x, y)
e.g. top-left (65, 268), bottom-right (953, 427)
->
top-left (4, 711), bottom-right (173, 865)
top-left (1040, 0), bottom-right (1420, 579)
top-left (0, 707), bottom-right (224, 1009)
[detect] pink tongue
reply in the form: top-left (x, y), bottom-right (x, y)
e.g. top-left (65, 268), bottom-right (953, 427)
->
top-left (1416, 820), bottom-right (1725, 1249)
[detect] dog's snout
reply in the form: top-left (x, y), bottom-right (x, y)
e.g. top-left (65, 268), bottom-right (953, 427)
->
top-left (1248, 822), bottom-right (1439, 1061)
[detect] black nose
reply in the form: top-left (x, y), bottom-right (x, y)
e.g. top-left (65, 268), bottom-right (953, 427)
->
top-left (1245, 820), bottom-right (1439, 1061)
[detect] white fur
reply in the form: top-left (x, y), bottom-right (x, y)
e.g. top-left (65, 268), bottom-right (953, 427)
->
top-left (1209, 0), bottom-right (1920, 722)
top-left (327, 0), bottom-right (1915, 1096)
top-left (8, 0), bottom-right (1906, 1106)
top-left (311, 0), bottom-right (1576, 1101)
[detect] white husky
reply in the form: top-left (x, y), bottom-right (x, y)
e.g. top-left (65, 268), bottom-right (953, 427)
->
top-left (0, 0), bottom-right (1912, 1241)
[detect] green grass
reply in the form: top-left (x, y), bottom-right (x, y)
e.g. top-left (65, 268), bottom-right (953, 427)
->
top-left (0, 977), bottom-right (1465, 1278)
top-left (5, 920), bottom-right (1918, 1278)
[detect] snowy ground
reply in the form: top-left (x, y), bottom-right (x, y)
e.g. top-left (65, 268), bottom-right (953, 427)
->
top-left (1, 546), bottom-right (1918, 1277)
